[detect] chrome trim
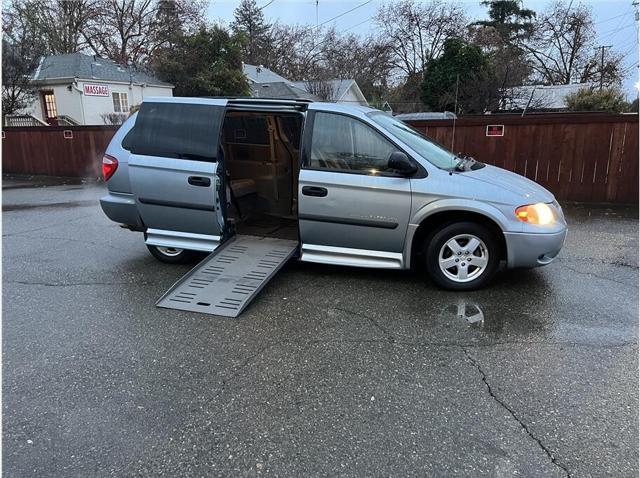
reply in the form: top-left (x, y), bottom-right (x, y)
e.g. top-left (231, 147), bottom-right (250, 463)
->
top-left (300, 243), bottom-right (404, 269)
top-left (145, 228), bottom-right (220, 253)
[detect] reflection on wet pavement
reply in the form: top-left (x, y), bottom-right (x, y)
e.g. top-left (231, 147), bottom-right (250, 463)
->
top-left (447, 300), bottom-right (485, 326)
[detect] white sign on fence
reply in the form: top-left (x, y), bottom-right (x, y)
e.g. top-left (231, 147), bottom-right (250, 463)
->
top-left (83, 84), bottom-right (110, 97)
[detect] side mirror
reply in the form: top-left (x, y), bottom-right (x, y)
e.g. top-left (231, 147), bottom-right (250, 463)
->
top-left (388, 151), bottom-right (417, 176)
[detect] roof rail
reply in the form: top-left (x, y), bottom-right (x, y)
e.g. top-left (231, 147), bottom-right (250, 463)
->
top-left (230, 97), bottom-right (313, 103)
top-left (226, 97), bottom-right (313, 111)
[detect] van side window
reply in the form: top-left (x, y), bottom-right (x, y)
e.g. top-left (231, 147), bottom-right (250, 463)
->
top-left (129, 102), bottom-right (224, 162)
top-left (309, 112), bottom-right (397, 175)
top-left (121, 127), bottom-right (134, 151)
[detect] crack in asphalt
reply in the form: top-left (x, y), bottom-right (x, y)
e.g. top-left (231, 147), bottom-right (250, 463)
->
top-left (559, 255), bottom-right (639, 270)
top-left (461, 346), bottom-right (571, 477)
top-left (221, 342), bottom-right (279, 390)
top-left (555, 260), bottom-right (636, 288)
top-left (331, 305), bottom-right (397, 343)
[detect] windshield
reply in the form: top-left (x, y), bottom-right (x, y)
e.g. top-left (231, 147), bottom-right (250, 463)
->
top-left (368, 112), bottom-right (457, 169)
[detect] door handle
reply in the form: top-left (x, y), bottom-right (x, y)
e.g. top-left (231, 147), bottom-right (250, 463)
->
top-left (188, 176), bottom-right (211, 187)
top-left (302, 186), bottom-right (328, 197)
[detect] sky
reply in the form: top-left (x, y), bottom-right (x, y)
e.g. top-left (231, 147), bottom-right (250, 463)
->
top-left (207, 0), bottom-right (639, 100)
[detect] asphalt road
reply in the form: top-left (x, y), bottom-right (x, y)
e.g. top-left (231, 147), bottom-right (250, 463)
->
top-left (3, 178), bottom-right (638, 477)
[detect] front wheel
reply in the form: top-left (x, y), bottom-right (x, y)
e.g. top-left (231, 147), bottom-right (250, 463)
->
top-left (146, 245), bottom-right (199, 264)
top-left (425, 222), bottom-right (500, 291)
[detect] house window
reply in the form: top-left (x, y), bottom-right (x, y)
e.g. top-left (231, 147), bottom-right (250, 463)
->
top-left (112, 92), bottom-right (129, 113)
top-left (42, 91), bottom-right (57, 119)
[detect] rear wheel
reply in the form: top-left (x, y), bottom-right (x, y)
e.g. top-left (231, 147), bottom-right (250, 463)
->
top-left (425, 222), bottom-right (499, 290)
top-left (146, 245), bottom-right (199, 264)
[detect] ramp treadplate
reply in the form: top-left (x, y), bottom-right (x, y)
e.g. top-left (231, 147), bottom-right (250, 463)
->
top-left (156, 235), bottom-right (298, 317)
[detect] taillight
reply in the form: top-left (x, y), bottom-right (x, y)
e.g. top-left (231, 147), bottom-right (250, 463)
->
top-left (102, 154), bottom-right (118, 181)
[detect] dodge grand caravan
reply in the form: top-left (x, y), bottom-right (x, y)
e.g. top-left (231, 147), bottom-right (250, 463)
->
top-left (100, 97), bottom-right (567, 291)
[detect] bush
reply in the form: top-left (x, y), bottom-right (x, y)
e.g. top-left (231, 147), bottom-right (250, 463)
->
top-left (564, 87), bottom-right (628, 113)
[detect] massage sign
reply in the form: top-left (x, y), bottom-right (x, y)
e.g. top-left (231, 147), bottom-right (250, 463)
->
top-left (83, 84), bottom-right (110, 97)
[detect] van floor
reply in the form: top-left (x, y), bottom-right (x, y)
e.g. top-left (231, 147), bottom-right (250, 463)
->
top-left (235, 213), bottom-right (299, 241)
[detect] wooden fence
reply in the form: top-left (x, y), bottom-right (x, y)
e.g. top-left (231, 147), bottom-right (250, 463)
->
top-left (1, 113), bottom-right (638, 203)
top-left (406, 112), bottom-right (639, 204)
top-left (2, 125), bottom-right (118, 178)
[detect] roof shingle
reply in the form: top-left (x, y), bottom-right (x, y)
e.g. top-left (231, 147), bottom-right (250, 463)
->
top-left (32, 52), bottom-right (172, 87)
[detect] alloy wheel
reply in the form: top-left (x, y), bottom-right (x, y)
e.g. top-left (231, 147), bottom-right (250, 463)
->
top-left (438, 234), bottom-right (489, 283)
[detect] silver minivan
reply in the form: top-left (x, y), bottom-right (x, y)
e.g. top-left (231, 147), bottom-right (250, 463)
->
top-left (100, 97), bottom-right (567, 291)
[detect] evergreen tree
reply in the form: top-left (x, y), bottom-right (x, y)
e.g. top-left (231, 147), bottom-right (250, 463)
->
top-left (473, 0), bottom-right (535, 43)
top-left (420, 38), bottom-right (490, 113)
top-left (230, 0), bottom-right (271, 65)
top-left (151, 26), bottom-right (250, 97)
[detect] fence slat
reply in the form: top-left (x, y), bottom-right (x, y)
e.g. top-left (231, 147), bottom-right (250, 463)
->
top-left (406, 113), bottom-right (638, 204)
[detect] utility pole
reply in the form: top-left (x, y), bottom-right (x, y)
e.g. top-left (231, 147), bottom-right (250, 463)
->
top-left (634, 1), bottom-right (639, 103)
top-left (595, 45), bottom-right (612, 90)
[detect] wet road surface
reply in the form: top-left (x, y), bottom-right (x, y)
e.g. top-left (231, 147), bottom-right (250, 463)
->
top-left (3, 178), bottom-right (638, 477)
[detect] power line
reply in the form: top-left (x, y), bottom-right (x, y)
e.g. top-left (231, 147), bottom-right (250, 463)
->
top-left (316, 0), bottom-right (374, 28)
top-left (598, 21), bottom-right (636, 40)
top-left (593, 10), bottom-right (632, 26)
top-left (259, 0), bottom-right (276, 10)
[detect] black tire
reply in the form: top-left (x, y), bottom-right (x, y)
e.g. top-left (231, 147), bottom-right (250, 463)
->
top-left (146, 245), bottom-right (199, 264)
top-left (424, 222), bottom-right (499, 291)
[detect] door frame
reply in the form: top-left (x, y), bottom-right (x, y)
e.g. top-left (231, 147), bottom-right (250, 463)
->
top-left (297, 107), bottom-right (425, 268)
top-left (128, 97), bottom-right (228, 251)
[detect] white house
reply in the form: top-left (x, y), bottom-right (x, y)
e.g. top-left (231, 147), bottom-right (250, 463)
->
top-left (502, 83), bottom-right (597, 111)
top-left (292, 79), bottom-right (368, 106)
top-left (243, 63), bottom-right (368, 106)
top-left (20, 52), bottom-right (173, 125)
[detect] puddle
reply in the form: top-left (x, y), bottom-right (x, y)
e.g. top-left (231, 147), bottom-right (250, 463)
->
top-left (445, 300), bottom-right (485, 328)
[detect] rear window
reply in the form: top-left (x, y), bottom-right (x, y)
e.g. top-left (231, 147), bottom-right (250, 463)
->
top-left (129, 102), bottom-right (224, 162)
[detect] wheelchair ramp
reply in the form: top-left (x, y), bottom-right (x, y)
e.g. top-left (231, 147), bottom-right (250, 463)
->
top-left (156, 235), bottom-right (298, 317)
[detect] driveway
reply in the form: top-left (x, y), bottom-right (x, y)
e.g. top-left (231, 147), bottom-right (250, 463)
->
top-left (3, 178), bottom-right (638, 477)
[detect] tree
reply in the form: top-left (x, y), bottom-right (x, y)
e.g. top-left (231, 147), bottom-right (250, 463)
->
top-left (472, 0), bottom-right (535, 44)
top-left (375, 0), bottom-right (468, 78)
top-left (151, 25), bottom-right (250, 97)
top-left (469, 1), bottom-right (534, 110)
top-left (261, 23), bottom-right (327, 81)
top-left (82, 0), bottom-right (205, 64)
top-left (526, 1), bottom-right (624, 86)
top-left (4, 0), bottom-right (99, 55)
top-left (230, 0), bottom-right (271, 65)
top-left (564, 87), bottom-right (628, 112)
top-left (2, 3), bottom-right (47, 116)
top-left (375, 0), bottom-right (467, 109)
top-left (420, 38), bottom-right (492, 113)
top-left (312, 28), bottom-right (393, 100)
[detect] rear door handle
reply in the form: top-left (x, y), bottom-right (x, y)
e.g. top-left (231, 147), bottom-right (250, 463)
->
top-left (301, 186), bottom-right (328, 197)
top-left (188, 176), bottom-right (211, 187)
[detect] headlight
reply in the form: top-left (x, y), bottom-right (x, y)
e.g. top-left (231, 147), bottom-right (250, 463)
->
top-left (515, 203), bottom-right (555, 225)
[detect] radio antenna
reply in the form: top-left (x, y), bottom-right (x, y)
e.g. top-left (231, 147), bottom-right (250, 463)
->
top-left (450, 73), bottom-right (459, 154)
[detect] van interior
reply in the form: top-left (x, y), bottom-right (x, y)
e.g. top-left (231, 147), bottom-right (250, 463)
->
top-left (222, 111), bottom-right (303, 241)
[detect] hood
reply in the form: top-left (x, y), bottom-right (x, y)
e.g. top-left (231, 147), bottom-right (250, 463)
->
top-left (461, 164), bottom-right (555, 203)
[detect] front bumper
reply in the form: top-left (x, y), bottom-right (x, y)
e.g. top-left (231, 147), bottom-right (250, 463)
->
top-left (504, 228), bottom-right (567, 268)
top-left (100, 192), bottom-right (144, 230)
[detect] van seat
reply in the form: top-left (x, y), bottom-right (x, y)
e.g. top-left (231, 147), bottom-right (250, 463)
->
top-left (230, 178), bottom-right (257, 198)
